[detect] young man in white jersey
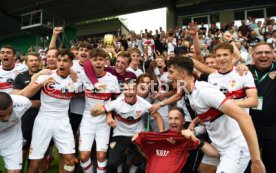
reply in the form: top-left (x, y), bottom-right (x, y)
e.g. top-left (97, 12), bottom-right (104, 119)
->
top-left (127, 48), bottom-right (144, 77)
top-left (78, 48), bottom-right (120, 173)
top-left (0, 45), bottom-right (28, 93)
top-left (194, 43), bottom-right (258, 173)
top-left (91, 79), bottom-right (164, 173)
top-left (69, 42), bottom-right (92, 137)
top-left (167, 57), bottom-right (266, 173)
top-left (0, 92), bottom-right (32, 173)
top-left (20, 49), bottom-right (79, 173)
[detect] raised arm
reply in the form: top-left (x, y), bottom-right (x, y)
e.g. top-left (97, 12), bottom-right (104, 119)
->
top-left (188, 22), bottom-right (204, 63)
top-left (49, 27), bottom-right (63, 49)
top-left (222, 31), bottom-right (241, 65)
top-left (192, 58), bottom-right (216, 75)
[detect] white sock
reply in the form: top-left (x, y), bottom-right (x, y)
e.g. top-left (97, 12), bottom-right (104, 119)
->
top-left (129, 164), bottom-right (138, 173)
top-left (117, 163), bottom-right (123, 173)
top-left (97, 160), bottom-right (107, 173)
top-left (80, 158), bottom-right (94, 173)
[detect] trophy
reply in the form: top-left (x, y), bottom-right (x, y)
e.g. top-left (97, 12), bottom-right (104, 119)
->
top-left (104, 34), bottom-right (114, 46)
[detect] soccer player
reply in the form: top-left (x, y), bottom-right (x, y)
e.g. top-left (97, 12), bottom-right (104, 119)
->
top-left (127, 48), bottom-right (144, 77)
top-left (84, 51), bottom-right (136, 89)
top-left (91, 79), bottom-right (164, 173)
top-left (0, 92), bottom-right (32, 173)
top-left (69, 42), bottom-right (92, 138)
top-left (20, 49), bottom-right (79, 173)
top-left (12, 52), bottom-right (41, 169)
top-left (132, 107), bottom-right (219, 173)
top-left (167, 57), bottom-right (266, 173)
top-left (78, 48), bottom-right (120, 173)
top-left (195, 43), bottom-right (258, 173)
top-left (0, 45), bottom-right (28, 93)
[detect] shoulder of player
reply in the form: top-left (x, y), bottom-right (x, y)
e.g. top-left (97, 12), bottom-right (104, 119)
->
top-left (195, 81), bottom-right (217, 95)
top-left (208, 70), bottom-right (219, 78)
top-left (109, 95), bottom-right (124, 106)
top-left (15, 63), bottom-right (28, 71)
top-left (105, 66), bottom-right (115, 73)
top-left (11, 95), bottom-right (30, 107)
top-left (126, 71), bottom-right (137, 79)
top-left (105, 72), bottom-right (118, 79)
top-left (136, 95), bottom-right (151, 105)
top-left (79, 70), bottom-right (86, 77)
top-left (232, 67), bottom-right (253, 78)
top-left (16, 70), bottom-right (29, 77)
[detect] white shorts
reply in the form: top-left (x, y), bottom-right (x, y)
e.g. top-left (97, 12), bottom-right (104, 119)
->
top-left (215, 143), bottom-right (250, 173)
top-left (79, 116), bottom-right (110, 152)
top-left (29, 116), bottom-right (75, 159)
top-left (0, 136), bottom-right (22, 170)
top-left (201, 154), bottom-right (220, 166)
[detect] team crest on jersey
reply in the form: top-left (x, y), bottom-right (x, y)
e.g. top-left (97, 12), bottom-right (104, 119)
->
top-left (166, 137), bottom-right (176, 144)
top-left (110, 142), bottom-right (116, 149)
top-left (269, 71), bottom-right (276, 80)
top-left (95, 82), bottom-right (107, 91)
top-left (229, 80), bottom-right (236, 88)
top-left (68, 83), bottom-right (75, 91)
top-left (135, 110), bottom-right (142, 117)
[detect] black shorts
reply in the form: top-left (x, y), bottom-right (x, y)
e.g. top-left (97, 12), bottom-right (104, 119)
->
top-left (22, 108), bottom-right (39, 150)
top-left (107, 136), bottom-right (144, 173)
top-left (69, 111), bottom-right (83, 135)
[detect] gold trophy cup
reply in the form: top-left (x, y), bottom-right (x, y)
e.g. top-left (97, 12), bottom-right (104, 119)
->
top-left (104, 34), bottom-right (114, 45)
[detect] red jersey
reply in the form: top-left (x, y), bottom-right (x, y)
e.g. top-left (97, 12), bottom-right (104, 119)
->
top-left (134, 130), bottom-right (199, 173)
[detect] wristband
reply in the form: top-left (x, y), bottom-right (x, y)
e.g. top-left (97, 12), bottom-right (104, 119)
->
top-left (198, 140), bottom-right (205, 149)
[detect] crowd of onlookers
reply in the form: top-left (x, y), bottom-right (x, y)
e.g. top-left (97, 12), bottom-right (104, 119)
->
top-left (1, 15), bottom-right (276, 173)
top-left (10, 17), bottom-right (276, 68)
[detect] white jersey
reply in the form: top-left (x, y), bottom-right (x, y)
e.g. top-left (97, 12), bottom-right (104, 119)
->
top-left (70, 60), bottom-right (85, 115)
top-left (189, 81), bottom-right (247, 151)
top-left (0, 95), bottom-right (31, 147)
top-left (208, 67), bottom-right (256, 113)
top-left (176, 95), bottom-right (192, 122)
top-left (0, 64), bottom-right (28, 93)
top-left (80, 71), bottom-right (120, 123)
top-left (35, 70), bottom-right (80, 119)
top-left (104, 95), bottom-right (152, 137)
top-left (127, 66), bottom-right (143, 78)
